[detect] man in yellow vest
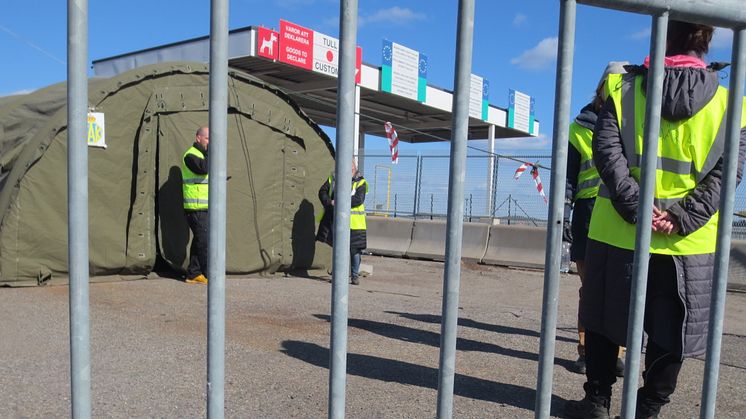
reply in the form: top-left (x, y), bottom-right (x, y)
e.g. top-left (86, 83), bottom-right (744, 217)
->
top-left (565, 62), bottom-right (628, 377)
top-left (316, 159), bottom-right (368, 285)
top-left (565, 21), bottom-right (746, 419)
top-left (181, 126), bottom-right (210, 285)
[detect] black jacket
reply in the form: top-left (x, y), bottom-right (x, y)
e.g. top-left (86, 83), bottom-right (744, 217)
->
top-left (316, 172), bottom-right (367, 252)
top-left (184, 142), bottom-right (208, 175)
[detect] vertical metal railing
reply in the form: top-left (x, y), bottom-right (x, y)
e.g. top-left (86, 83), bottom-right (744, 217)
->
top-left (328, 1), bottom-right (358, 418)
top-left (538, 1), bottom-right (746, 418)
top-left (206, 0), bottom-right (229, 417)
top-left (67, 1), bottom-right (91, 417)
top-left (534, 0), bottom-right (575, 416)
top-left (619, 13), bottom-right (668, 417)
top-left (700, 27), bottom-right (746, 419)
top-left (436, 0), bottom-right (475, 417)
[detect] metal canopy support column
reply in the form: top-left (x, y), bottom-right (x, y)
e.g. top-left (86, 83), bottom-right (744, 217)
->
top-left (534, 1), bottom-right (575, 417)
top-left (700, 28), bottom-right (746, 419)
top-left (486, 125), bottom-right (496, 216)
top-left (436, 0), bottom-right (475, 417)
top-left (207, 0), bottom-right (229, 417)
top-left (619, 13), bottom-right (668, 418)
top-left (67, 1), bottom-right (91, 417)
top-left (328, 1), bottom-right (358, 418)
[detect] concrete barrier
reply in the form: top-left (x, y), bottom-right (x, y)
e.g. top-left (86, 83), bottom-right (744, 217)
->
top-left (729, 240), bottom-right (746, 291)
top-left (482, 224), bottom-right (547, 269)
top-left (366, 216), bottom-right (414, 257)
top-left (404, 219), bottom-right (489, 262)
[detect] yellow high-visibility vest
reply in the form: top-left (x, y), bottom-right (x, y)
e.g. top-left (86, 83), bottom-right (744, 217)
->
top-left (325, 175), bottom-right (368, 230)
top-left (569, 121), bottom-right (601, 200)
top-left (589, 72), bottom-right (746, 255)
top-left (181, 146), bottom-right (209, 210)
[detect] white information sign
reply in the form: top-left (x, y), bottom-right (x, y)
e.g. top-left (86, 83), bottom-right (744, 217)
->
top-left (313, 31), bottom-right (339, 78)
top-left (469, 74), bottom-right (483, 119)
top-left (508, 89), bottom-right (532, 133)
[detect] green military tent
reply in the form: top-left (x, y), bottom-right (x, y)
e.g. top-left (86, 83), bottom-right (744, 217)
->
top-left (0, 62), bottom-right (334, 286)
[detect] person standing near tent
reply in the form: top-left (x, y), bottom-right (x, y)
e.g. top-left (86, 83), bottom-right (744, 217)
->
top-left (565, 21), bottom-right (746, 419)
top-left (316, 159), bottom-right (368, 285)
top-left (182, 126), bottom-right (210, 285)
top-left (564, 61), bottom-right (628, 377)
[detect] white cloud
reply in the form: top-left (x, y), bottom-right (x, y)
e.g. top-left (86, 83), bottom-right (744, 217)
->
top-left (493, 134), bottom-right (550, 151)
top-left (510, 38), bottom-right (558, 70)
top-left (359, 7), bottom-right (426, 27)
top-left (513, 13), bottom-right (527, 27)
top-left (711, 27), bottom-right (733, 50)
top-left (628, 28), bottom-right (651, 40)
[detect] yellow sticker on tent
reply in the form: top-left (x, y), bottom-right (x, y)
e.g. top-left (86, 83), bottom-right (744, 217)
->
top-left (87, 112), bottom-right (107, 148)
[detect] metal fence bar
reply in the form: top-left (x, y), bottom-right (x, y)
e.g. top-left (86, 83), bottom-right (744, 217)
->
top-left (534, 1), bottom-right (575, 417)
top-left (578, 0), bottom-right (746, 29)
top-left (619, 12), bottom-right (669, 418)
top-left (436, 0), bottom-right (474, 417)
top-left (67, 1), bottom-right (91, 417)
top-left (328, 1), bottom-right (358, 417)
top-left (207, 0), bottom-right (229, 417)
top-left (700, 28), bottom-right (746, 419)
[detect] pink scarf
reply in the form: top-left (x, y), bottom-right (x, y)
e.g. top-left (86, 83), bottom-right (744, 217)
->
top-left (643, 54), bottom-right (706, 68)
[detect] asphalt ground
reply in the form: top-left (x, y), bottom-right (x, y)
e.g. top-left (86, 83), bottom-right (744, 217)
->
top-left (1, 256), bottom-right (744, 418)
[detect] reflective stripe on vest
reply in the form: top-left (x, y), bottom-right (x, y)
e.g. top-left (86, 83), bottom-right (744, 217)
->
top-left (320, 175), bottom-right (368, 230)
top-left (568, 121), bottom-right (600, 199)
top-left (182, 146), bottom-right (209, 210)
top-left (588, 72), bottom-right (745, 255)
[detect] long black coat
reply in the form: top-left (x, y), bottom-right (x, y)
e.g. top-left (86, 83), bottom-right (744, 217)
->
top-left (316, 173), bottom-right (367, 252)
top-left (580, 62), bottom-right (746, 357)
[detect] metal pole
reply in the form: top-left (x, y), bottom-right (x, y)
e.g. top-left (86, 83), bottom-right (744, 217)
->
top-left (534, 1), bottom-right (575, 416)
top-left (700, 27), bottom-right (746, 419)
top-left (577, 0), bottom-right (746, 30)
top-left (329, 1), bottom-right (358, 417)
top-left (436, 0), bottom-right (475, 417)
top-left (67, 1), bottom-right (91, 417)
top-left (207, 0), bottom-right (229, 417)
top-left (486, 125), bottom-right (496, 216)
top-left (619, 12), bottom-right (668, 418)
top-left (413, 155), bottom-right (422, 217)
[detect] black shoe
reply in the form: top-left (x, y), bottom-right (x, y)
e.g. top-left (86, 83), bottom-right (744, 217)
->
top-left (572, 355), bottom-right (586, 375)
top-left (615, 357), bottom-right (625, 377)
top-left (350, 276), bottom-right (360, 285)
top-left (565, 396), bottom-right (610, 419)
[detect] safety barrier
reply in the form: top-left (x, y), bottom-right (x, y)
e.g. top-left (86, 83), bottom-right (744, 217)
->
top-left (482, 224), bottom-right (547, 269)
top-left (365, 216), bottom-right (414, 257)
top-left (729, 240), bottom-right (746, 291)
top-left (403, 219), bottom-right (489, 262)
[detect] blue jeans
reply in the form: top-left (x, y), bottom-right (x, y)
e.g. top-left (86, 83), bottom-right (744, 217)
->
top-left (350, 250), bottom-right (361, 279)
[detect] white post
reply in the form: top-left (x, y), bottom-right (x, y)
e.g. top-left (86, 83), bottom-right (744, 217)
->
top-left (486, 124), bottom-right (496, 216)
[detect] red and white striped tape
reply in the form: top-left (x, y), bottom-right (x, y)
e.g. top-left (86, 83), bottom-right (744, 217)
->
top-left (383, 121), bottom-right (399, 164)
top-left (531, 165), bottom-right (548, 204)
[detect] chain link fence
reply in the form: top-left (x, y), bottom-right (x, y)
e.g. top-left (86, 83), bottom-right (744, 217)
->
top-left (362, 151), bottom-right (746, 238)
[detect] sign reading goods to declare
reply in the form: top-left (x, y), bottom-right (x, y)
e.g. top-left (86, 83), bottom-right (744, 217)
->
top-left (278, 19), bottom-right (362, 83)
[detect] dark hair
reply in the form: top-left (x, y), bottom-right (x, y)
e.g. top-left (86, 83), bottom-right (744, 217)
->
top-left (666, 20), bottom-right (714, 57)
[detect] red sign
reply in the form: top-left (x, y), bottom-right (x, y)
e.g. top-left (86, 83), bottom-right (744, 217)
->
top-left (356, 46), bottom-right (362, 84)
top-left (256, 27), bottom-right (279, 60)
top-left (278, 19), bottom-right (313, 70)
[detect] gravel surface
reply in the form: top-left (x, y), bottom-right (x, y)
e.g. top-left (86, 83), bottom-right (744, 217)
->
top-left (1, 256), bottom-right (744, 418)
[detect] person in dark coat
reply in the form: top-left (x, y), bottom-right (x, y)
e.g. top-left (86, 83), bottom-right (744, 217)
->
top-left (565, 62), bottom-right (628, 377)
top-left (316, 159), bottom-right (368, 284)
top-left (565, 21), bottom-right (746, 419)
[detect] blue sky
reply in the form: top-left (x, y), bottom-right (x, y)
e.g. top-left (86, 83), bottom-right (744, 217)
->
top-left (1, 0), bottom-right (738, 155)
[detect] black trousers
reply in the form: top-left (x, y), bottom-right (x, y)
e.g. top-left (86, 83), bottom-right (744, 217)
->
top-left (186, 210), bottom-right (209, 279)
top-left (585, 331), bottom-right (682, 414)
